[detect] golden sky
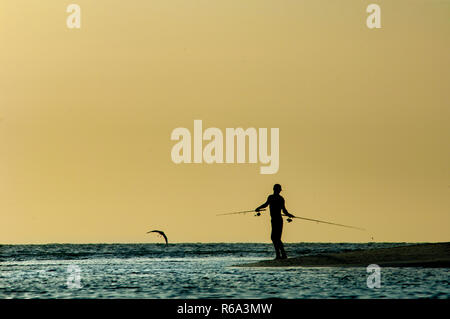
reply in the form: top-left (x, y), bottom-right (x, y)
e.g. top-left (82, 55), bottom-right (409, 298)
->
top-left (1, 1), bottom-right (449, 244)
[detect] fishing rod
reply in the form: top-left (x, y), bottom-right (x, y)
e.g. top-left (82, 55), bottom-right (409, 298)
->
top-left (282, 214), bottom-right (365, 231)
top-left (216, 209), bottom-right (266, 216)
top-left (217, 209), bottom-right (365, 231)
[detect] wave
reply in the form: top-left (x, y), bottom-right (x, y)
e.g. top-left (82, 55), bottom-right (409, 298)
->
top-left (0, 242), bottom-right (409, 262)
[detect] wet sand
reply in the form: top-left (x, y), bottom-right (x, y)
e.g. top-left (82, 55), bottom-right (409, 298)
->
top-left (235, 242), bottom-right (450, 268)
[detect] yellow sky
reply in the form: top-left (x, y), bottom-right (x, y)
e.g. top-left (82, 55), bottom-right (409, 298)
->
top-left (1, 1), bottom-right (449, 244)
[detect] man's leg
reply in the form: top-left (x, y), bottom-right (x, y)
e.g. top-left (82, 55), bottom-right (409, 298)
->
top-left (278, 221), bottom-right (287, 259)
top-left (271, 221), bottom-right (282, 259)
top-left (271, 231), bottom-right (280, 258)
top-left (278, 241), bottom-right (287, 259)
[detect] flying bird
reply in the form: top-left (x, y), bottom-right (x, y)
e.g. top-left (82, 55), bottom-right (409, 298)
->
top-left (147, 230), bottom-right (168, 245)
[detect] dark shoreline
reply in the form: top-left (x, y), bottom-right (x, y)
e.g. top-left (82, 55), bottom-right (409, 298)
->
top-left (235, 242), bottom-right (450, 268)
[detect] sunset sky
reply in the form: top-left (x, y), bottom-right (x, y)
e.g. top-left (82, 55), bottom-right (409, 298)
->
top-left (1, 1), bottom-right (449, 244)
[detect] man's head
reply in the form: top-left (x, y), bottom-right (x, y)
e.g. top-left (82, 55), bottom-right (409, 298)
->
top-left (273, 184), bottom-right (282, 194)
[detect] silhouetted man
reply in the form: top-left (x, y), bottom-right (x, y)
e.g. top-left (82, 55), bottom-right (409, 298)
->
top-left (255, 184), bottom-right (294, 259)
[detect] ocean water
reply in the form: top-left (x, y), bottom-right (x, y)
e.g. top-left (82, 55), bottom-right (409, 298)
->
top-left (0, 243), bottom-right (448, 299)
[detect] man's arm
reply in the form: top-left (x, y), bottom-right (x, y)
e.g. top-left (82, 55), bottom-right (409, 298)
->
top-left (282, 199), bottom-right (295, 218)
top-left (255, 196), bottom-right (270, 212)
